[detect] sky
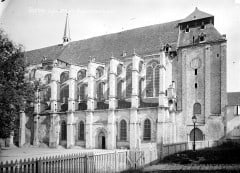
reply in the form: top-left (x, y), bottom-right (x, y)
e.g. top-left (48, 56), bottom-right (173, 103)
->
top-left (0, 0), bottom-right (240, 92)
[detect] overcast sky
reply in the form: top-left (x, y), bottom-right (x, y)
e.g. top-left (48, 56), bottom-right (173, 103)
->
top-left (0, 0), bottom-right (240, 92)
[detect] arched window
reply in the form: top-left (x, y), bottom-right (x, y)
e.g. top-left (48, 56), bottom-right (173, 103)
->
top-left (126, 64), bottom-right (132, 98)
top-left (97, 82), bottom-right (104, 101)
top-left (60, 71), bottom-right (69, 84)
top-left (79, 84), bottom-right (87, 100)
top-left (60, 85), bottom-right (69, 104)
top-left (117, 64), bottom-right (123, 76)
top-left (43, 87), bottom-right (51, 102)
top-left (143, 119), bottom-right (151, 141)
top-left (146, 66), bottom-right (153, 97)
top-left (77, 70), bottom-right (86, 81)
top-left (190, 128), bottom-right (203, 141)
top-left (44, 74), bottom-right (51, 84)
top-left (146, 61), bottom-right (159, 97)
top-left (120, 120), bottom-right (127, 141)
top-left (96, 67), bottom-right (104, 78)
top-left (29, 69), bottom-right (36, 80)
top-left (61, 121), bottom-right (67, 140)
top-left (78, 121), bottom-right (85, 140)
top-left (193, 103), bottom-right (201, 114)
top-left (154, 66), bottom-right (160, 96)
top-left (117, 81), bottom-right (122, 99)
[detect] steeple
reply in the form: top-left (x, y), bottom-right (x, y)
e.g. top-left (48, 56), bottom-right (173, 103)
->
top-left (63, 13), bottom-right (71, 45)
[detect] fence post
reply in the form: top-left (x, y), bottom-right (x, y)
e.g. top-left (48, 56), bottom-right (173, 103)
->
top-left (84, 155), bottom-right (88, 173)
top-left (36, 158), bottom-right (42, 173)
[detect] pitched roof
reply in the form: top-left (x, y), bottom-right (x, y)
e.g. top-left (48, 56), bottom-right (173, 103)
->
top-left (179, 7), bottom-right (213, 24)
top-left (177, 23), bottom-right (225, 47)
top-left (227, 92), bottom-right (240, 106)
top-left (25, 20), bottom-right (180, 65)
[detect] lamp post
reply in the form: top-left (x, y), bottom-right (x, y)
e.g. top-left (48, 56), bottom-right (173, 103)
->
top-left (192, 115), bottom-right (197, 151)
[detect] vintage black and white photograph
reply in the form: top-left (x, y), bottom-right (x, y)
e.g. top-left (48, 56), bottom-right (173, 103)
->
top-left (0, 0), bottom-right (240, 172)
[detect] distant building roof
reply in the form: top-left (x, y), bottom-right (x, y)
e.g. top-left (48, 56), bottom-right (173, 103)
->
top-left (227, 92), bottom-right (240, 106)
top-left (179, 7), bottom-right (213, 24)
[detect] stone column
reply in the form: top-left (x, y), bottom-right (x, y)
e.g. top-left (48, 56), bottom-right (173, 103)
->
top-left (158, 52), bottom-right (168, 107)
top-left (19, 111), bottom-right (26, 147)
top-left (130, 53), bottom-right (141, 150)
top-left (50, 67), bottom-right (60, 112)
top-left (131, 53), bottom-right (140, 108)
top-left (67, 65), bottom-right (77, 148)
top-left (107, 56), bottom-right (118, 149)
top-left (157, 52), bottom-right (168, 157)
top-left (33, 90), bottom-right (40, 146)
top-left (49, 67), bottom-right (60, 148)
top-left (86, 59), bottom-right (96, 149)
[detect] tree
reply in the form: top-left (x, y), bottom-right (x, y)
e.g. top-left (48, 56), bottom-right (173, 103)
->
top-left (0, 29), bottom-right (35, 139)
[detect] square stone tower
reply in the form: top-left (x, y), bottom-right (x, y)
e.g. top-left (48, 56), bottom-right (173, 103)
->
top-left (173, 7), bottom-right (227, 142)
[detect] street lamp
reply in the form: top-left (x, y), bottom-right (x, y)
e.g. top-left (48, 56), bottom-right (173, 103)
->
top-left (192, 115), bottom-right (197, 151)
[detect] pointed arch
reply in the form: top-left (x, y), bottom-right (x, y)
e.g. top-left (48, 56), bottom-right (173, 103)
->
top-left (78, 121), bottom-right (85, 141)
top-left (143, 119), bottom-right (151, 141)
top-left (77, 69), bottom-right (86, 81)
top-left (60, 71), bottom-right (69, 84)
top-left (120, 120), bottom-right (127, 141)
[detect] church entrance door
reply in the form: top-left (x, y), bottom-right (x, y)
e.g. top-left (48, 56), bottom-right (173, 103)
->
top-left (98, 132), bottom-right (106, 149)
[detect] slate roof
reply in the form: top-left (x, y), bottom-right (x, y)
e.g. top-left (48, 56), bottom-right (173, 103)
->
top-left (25, 8), bottom-right (225, 66)
top-left (25, 20), bottom-right (180, 65)
top-left (179, 7), bottom-right (213, 24)
top-left (177, 23), bottom-right (225, 48)
top-left (227, 92), bottom-right (240, 106)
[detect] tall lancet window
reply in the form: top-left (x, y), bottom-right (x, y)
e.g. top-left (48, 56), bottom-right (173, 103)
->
top-left (146, 61), bottom-right (159, 97)
top-left (117, 80), bottom-right (122, 99)
top-left (126, 64), bottom-right (132, 98)
top-left (97, 82), bottom-right (104, 101)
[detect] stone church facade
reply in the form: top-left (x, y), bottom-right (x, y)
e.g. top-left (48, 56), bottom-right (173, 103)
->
top-left (20, 8), bottom-right (227, 150)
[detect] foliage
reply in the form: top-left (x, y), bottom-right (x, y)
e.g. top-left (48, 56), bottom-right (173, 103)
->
top-left (0, 30), bottom-right (35, 138)
top-left (160, 142), bottom-right (240, 164)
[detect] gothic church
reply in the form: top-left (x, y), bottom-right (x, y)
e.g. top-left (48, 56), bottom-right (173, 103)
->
top-left (21, 8), bottom-right (227, 150)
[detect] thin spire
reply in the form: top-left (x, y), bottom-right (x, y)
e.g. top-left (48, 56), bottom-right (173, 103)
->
top-left (63, 13), bottom-right (71, 45)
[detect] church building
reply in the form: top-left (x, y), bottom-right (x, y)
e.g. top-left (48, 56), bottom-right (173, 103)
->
top-left (21, 8), bottom-right (227, 150)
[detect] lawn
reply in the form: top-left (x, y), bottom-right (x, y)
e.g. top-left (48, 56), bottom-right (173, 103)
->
top-left (160, 142), bottom-right (240, 164)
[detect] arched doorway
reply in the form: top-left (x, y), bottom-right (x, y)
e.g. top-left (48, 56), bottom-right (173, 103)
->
top-left (190, 128), bottom-right (204, 141)
top-left (98, 132), bottom-right (106, 149)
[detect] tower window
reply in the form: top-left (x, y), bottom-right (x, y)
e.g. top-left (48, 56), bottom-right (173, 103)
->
top-left (195, 69), bottom-right (197, 75)
top-left (195, 83), bottom-right (198, 88)
top-left (185, 25), bottom-right (189, 33)
top-left (217, 54), bottom-right (219, 57)
top-left (201, 22), bottom-right (205, 29)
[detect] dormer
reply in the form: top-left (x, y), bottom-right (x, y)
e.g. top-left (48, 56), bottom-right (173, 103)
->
top-left (178, 7), bottom-right (214, 31)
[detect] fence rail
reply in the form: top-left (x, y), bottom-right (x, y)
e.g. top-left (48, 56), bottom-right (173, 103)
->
top-left (161, 140), bottom-right (228, 159)
top-left (0, 150), bottom-right (145, 173)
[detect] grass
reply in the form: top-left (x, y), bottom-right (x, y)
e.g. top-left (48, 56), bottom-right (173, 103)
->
top-left (160, 142), bottom-right (240, 164)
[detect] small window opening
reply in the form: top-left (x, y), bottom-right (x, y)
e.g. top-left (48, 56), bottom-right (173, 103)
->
top-left (185, 25), bottom-right (189, 33)
top-left (217, 54), bottom-right (219, 57)
top-left (195, 83), bottom-right (198, 89)
top-left (201, 22), bottom-right (205, 29)
top-left (193, 36), bottom-right (195, 44)
top-left (195, 69), bottom-right (197, 75)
